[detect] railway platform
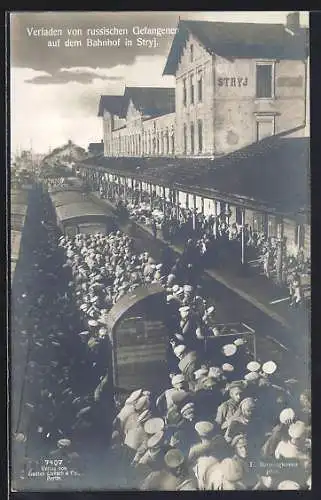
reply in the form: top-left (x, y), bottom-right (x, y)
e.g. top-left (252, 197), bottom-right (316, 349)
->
top-left (89, 192), bottom-right (310, 336)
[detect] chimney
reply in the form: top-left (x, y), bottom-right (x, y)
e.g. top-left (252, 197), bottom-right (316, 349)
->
top-left (286, 12), bottom-right (300, 33)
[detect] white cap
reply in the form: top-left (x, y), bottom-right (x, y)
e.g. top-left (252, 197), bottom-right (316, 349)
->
top-left (222, 344), bottom-right (237, 357)
top-left (222, 363), bottom-right (234, 372)
top-left (172, 374), bottom-right (185, 386)
top-left (277, 480), bottom-right (300, 490)
top-left (246, 361), bottom-right (261, 372)
top-left (244, 371), bottom-right (259, 381)
top-left (173, 345), bottom-right (186, 357)
top-left (279, 408), bottom-right (295, 424)
top-left (288, 420), bottom-right (306, 439)
top-left (234, 338), bottom-right (246, 346)
top-left (194, 368), bottom-right (208, 380)
top-left (206, 306), bottom-right (215, 314)
top-left (262, 361), bottom-right (277, 375)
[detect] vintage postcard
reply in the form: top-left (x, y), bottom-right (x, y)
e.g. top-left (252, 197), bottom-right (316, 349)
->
top-left (9, 10), bottom-right (310, 491)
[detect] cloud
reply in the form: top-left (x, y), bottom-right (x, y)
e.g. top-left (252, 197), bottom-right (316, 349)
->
top-left (10, 55), bottom-right (174, 154)
top-left (25, 68), bottom-right (124, 85)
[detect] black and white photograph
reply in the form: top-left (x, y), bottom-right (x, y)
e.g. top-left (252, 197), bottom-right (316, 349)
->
top-left (9, 10), bottom-right (310, 491)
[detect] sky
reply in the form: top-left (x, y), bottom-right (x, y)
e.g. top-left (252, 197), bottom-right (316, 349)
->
top-left (10, 11), bottom-right (309, 154)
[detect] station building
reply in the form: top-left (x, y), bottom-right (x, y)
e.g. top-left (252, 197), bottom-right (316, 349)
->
top-left (79, 13), bottom-right (310, 272)
top-left (100, 13), bottom-right (308, 158)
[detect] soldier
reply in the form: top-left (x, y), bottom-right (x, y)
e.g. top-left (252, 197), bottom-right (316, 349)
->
top-left (215, 380), bottom-right (246, 430)
top-left (135, 431), bottom-right (170, 472)
top-left (188, 421), bottom-right (229, 465)
top-left (163, 449), bottom-right (198, 490)
top-left (177, 346), bottom-right (202, 388)
top-left (155, 374), bottom-right (189, 415)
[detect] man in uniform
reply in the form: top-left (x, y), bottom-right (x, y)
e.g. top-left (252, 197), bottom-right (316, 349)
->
top-left (188, 421), bottom-right (230, 466)
top-left (155, 374), bottom-right (189, 415)
top-left (215, 380), bottom-right (246, 430)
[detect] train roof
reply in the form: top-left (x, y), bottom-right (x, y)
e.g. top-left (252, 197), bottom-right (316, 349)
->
top-left (55, 201), bottom-right (110, 222)
top-left (105, 283), bottom-right (166, 332)
top-left (49, 190), bottom-right (86, 207)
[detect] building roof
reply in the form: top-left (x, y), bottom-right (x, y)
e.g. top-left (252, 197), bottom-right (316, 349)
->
top-left (98, 95), bottom-right (126, 117)
top-left (88, 142), bottom-right (104, 154)
top-left (78, 133), bottom-right (309, 218)
top-left (123, 87), bottom-right (175, 118)
top-left (43, 141), bottom-right (87, 161)
top-left (163, 20), bottom-right (309, 75)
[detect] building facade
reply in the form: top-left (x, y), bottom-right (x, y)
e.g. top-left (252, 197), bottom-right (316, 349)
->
top-left (99, 13), bottom-right (309, 159)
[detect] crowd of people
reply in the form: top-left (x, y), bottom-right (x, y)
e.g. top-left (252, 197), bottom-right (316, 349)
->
top-left (12, 180), bottom-right (311, 490)
top-left (57, 221), bottom-right (311, 490)
top-left (94, 178), bottom-right (310, 307)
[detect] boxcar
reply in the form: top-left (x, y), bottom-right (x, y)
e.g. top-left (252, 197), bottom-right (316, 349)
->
top-left (104, 284), bottom-right (170, 395)
top-left (53, 200), bottom-right (117, 237)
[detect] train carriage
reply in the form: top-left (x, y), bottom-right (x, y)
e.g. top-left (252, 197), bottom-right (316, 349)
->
top-left (104, 284), bottom-right (170, 396)
top-left (52, 198), bottom-right (117, 237)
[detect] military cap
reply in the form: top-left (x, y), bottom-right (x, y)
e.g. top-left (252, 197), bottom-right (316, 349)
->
top-left (234, 338), bottom-right (246, 346)
top-left (125, 388), bottom-right (143, 404)
top-left (183, 284), bottom-right (194, 293)
top-left (222, 344), bottom-right (237, 357)
top-left (171, 374), bottom-right (185, 386)
top-left (288, 420), bottom-right (306, 439)
top-left (262, 360), bottom-right (277, 375)
top-left (147, 431), bottom-right (164, 449)
top-left (277, 480), bottom-right (300, 490)
top-left (156, 264), bottom-right (163, 270)
top-left (80, 303), bottom-right (88, 311)
top-left (144, 418), bottom-right (165, 435)
top-left (228, 380), bottom-right (246, 391)
top-left (244, 371), bottom-right (259, 381)
top-left (222, 363), bottom-right (234, 372)
top-left (164, 449), bottom-right (185, 468)
top-left (194, 368), bottom-right (208, 380)
top-left (195, 421), bottom-right (214, 437)
top-left (246, 361), bottom-right (261, 372)
top-left (88, 319), bottom-right (98, 327)
top-left (279, 408), bottom-right (295, 424)
top-left (206, 305), bottom-right (215, 314)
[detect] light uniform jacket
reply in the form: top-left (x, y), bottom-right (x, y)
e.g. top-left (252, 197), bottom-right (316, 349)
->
top-left (215, 399), bottom-right (239, 429)
top-left (178, 351), bottom-right (199, 383)
top-left (124, 423), bottom-right (148, 452)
